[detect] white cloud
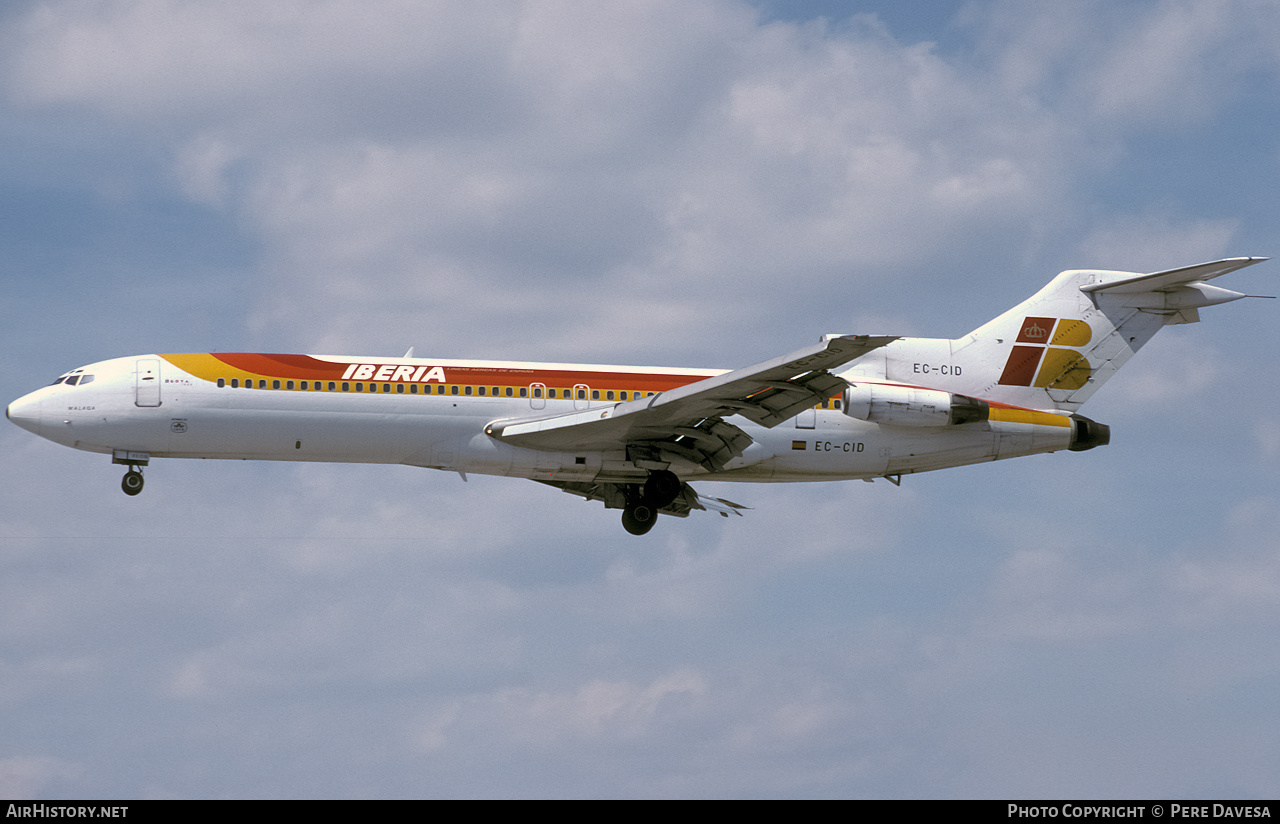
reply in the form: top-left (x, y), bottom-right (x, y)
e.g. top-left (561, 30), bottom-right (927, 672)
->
top-left (0, 756), bottom-right (82, 798)
top-left (1171, 496), bottom-right (1280, 619)
top-left (5, 0), bottom-right (1086, 360)
top-left (969, 0), bottom-right (1280, 131)
top-left (1096, 333), bottom-right (1225, 412)
top-left (173, 134), bottom-right (241, 206)
top-left (1076, 212), bottom-right (1240, 273)
top-left (1083, 0), bottom-right (1250, 127)
top-left (11, 1), bottom-right (522, 127)
top-left (488, 669), bottom-right (709, 742)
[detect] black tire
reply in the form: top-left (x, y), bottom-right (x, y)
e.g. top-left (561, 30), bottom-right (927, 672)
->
top-left (642, 470), bottom-right (681, 509)
top-left (621, 503), bottom-right (657, 535)
top-left (121, 470), bottom-right (144, 496)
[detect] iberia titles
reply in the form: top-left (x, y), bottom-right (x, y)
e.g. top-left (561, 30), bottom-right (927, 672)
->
top-left (340, 363), bottom-right (447, 383)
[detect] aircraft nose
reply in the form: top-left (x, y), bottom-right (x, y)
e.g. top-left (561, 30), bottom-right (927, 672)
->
top-left (7, 392), bottom-right (44, 437)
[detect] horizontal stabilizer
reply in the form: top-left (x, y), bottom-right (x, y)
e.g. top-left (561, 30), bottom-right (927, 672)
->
top-left (1081, 256), bottom-right (1267, 294)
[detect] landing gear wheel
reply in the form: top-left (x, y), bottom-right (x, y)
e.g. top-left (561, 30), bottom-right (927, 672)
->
top-left (643, 470), bottom-right (682, 509)
top-left (121, 469), bottom-right (144, 496)
top-left (621, 503), bottom-right (657, 536)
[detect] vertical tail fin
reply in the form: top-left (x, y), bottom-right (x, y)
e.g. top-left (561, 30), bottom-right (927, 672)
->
top-left (875, 257), bottom-right (1266, 412)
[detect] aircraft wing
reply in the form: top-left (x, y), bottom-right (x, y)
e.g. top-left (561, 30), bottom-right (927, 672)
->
top-left (1080, 256), bottom-right (1268, 294)
top-left (486, 334), bottom-right (896, 471)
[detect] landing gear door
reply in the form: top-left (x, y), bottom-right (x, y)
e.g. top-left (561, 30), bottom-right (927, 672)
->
top-left (135, 358), bottom-right (162, 407)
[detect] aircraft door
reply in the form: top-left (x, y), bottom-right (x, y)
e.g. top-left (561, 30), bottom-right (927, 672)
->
top-left (795, 408), bottom-right (816, 429)
top-left (573, 384), bottom-right (589, 410)
top-left (530, 383), bottom-right (546, 410)
top-left (135, 359), bottom-right (162, 407)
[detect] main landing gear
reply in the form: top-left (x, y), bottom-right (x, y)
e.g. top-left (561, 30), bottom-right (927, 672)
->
top-left (121, 467), bottom-right (144, 496)
top-left (621, 470), bottom-right (682, 536)
top-left (621, 502), bottom-right (657, 535)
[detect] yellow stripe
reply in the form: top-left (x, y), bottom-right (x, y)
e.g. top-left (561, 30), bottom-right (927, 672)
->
top-left (160, 353), bottom-right (245, 383)
top-left (988, 407), bottom-right (1072, 427)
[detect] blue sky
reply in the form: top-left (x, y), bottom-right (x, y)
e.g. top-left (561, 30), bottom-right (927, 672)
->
top-left (3, 0), bottom-right (1279, 799)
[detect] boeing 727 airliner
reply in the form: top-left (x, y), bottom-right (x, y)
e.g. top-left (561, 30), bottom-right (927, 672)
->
top-left (8, 257), bottom-right (1267, 534)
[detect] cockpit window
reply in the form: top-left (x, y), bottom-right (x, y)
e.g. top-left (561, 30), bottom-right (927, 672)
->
top-left (50, 371), bottom-right (94, 387)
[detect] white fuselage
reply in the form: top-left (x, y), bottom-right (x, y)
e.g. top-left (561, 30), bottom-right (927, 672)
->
top-left (8, 353), bottom-right (1075, 485)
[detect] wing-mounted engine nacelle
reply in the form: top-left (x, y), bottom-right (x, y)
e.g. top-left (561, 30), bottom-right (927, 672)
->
top-left (841, 384), bottom-right (990, 427)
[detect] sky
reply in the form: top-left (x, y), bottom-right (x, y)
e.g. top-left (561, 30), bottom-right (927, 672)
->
top-left (2, 0), bottom-right (1279, 799)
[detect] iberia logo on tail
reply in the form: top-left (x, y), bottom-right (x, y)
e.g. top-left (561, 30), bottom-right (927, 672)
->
top-left (998, 317), bottom-right (1092, 389)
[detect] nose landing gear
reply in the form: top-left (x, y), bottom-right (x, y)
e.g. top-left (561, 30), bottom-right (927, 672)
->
top-left (121, 467), bottom-right (144, 496)
top-left (112, 450), bottom-right (150, 497)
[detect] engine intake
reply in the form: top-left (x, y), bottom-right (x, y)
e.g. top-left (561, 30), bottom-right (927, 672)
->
top-left (841, 384), bottom-right (990, 427)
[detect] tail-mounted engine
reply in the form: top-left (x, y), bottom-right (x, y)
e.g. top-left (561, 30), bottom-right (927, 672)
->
top-left (841, 384), bottom-right (990, 427)
top-left (1068, 414), bottom-right (1111, 451)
